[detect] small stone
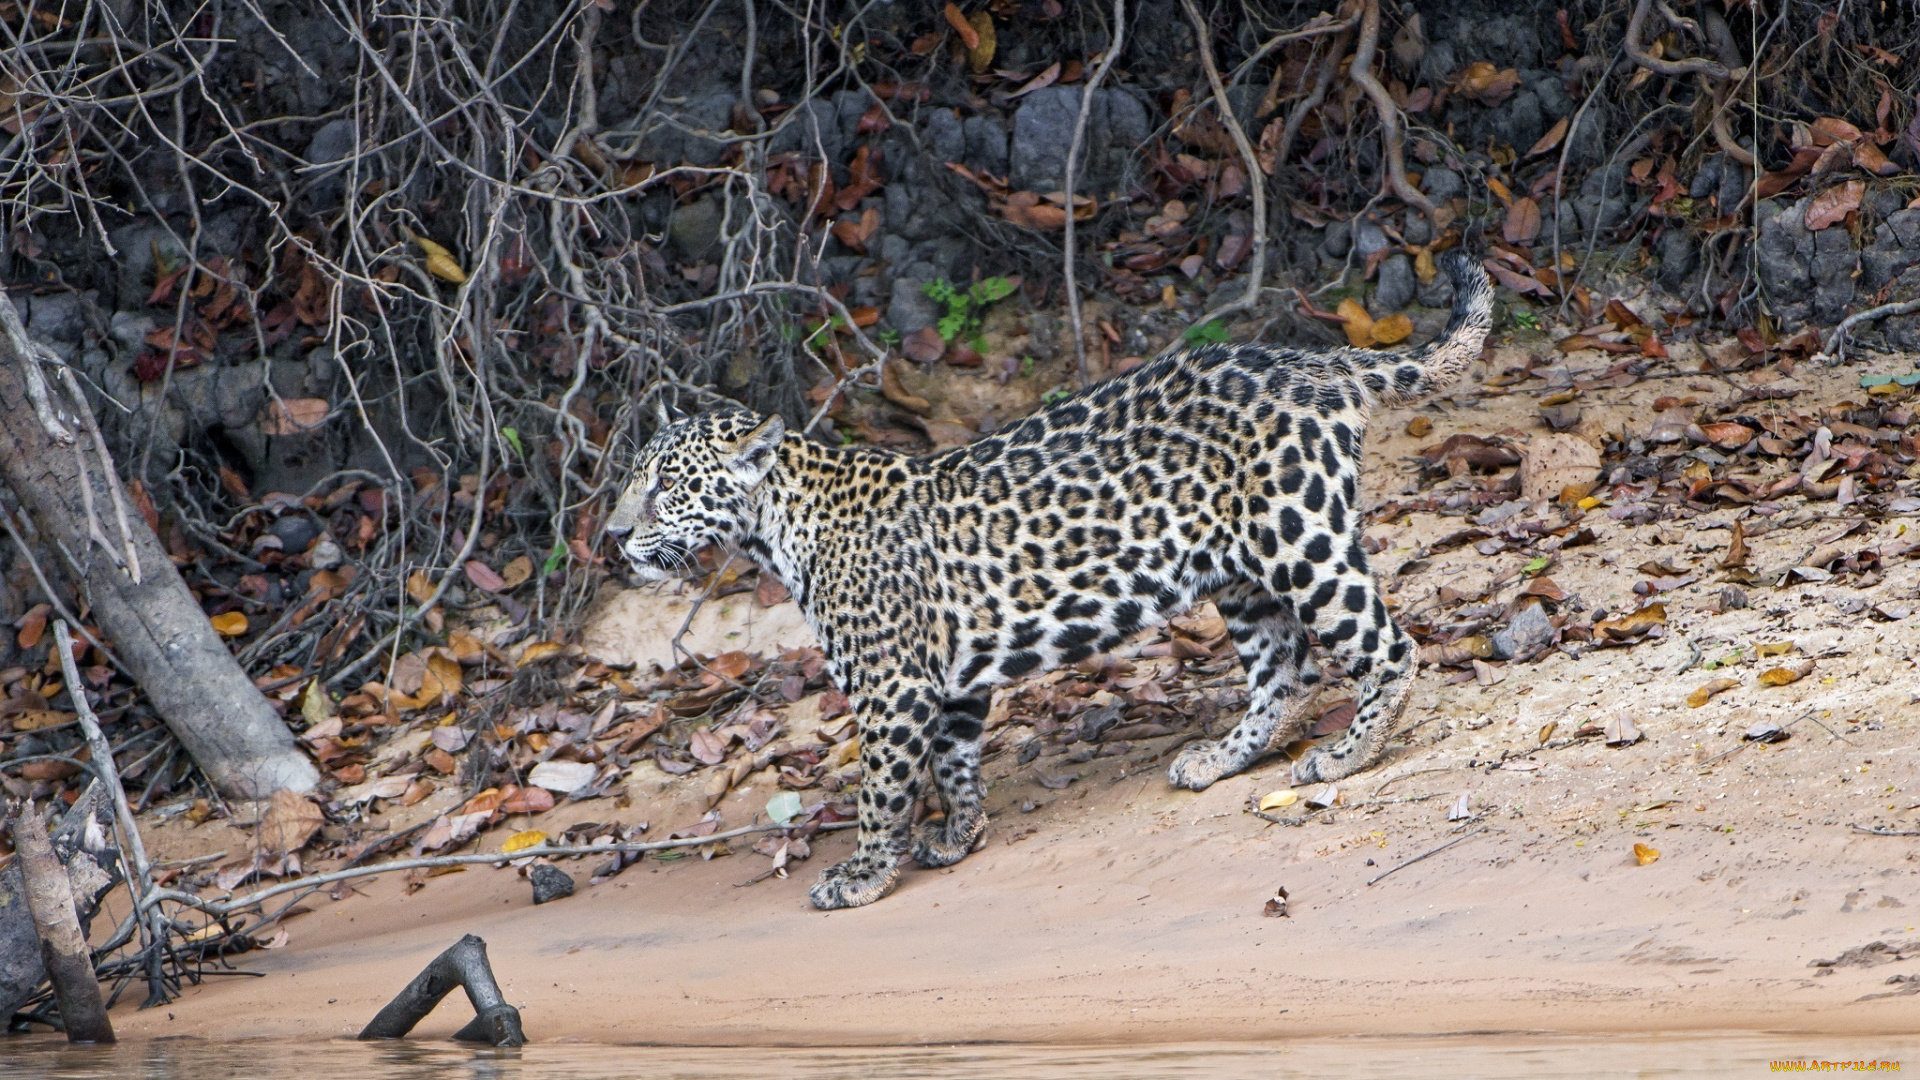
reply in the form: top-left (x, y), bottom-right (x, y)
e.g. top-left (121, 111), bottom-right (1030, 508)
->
top-left (307, 538), bottom-right (344, 570)
top-left (529, 863), bottom-right (575, 905)
top-left (270, 515), bottom-right (320, 554)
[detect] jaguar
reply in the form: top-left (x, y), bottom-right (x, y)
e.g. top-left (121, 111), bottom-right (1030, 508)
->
top-left (606, 253), bottom-right (1494, 909)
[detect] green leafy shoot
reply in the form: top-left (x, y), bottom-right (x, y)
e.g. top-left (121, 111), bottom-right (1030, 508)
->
top-left (542, 539), bottom-right (566, 576)
top-left (501, 427), bottom-right (525, 458)
top-left (1182, 319), bottom-right (1229, 345)
top-left (1042, 387), bottom-right (1072, 406)
top-left (1511, 308), bottom-right (1540, 331)
top-left (924, 276), bottom-right (1016, 345)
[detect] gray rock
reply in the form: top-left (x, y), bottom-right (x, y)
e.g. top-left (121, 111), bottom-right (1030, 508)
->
top-left (921, 108), bottom-right (965, 164)
top-left (1402, 212), bottom-right (1433, 246)
top-left (1756, 198), bottom-right (1813, 322)
top-left (269, 515), bottom-right (321, 554)
top-left (1375, 254), bottom-right (1417, 312)
top-left (529, 863), bottom-right (575, 905)
top-left (1353, 222), bottom-right (1390, 259)
top-left (833, 89), bottom-right (878, 147)
top-left (887, 275), bottom-right (940, 335)
top-left (1321, 221), bottom-right (1352, 258)
top-left (1422, 166), bottom-right (1465, 202)
top-left (963, 113), bottom-right (1009, 175)
top-left (1489, 602), bottom-right (1556, 661)
top-left (305, 119), bottom-right (358, 165)
top-left (1656, 228), bottom-right (1698, 293)
top-left (768, 99), bottom-right (845, 163)
top-left (1008, 86), bottom-right (1148, 198)
top-left (1810, 225), bottom-right (1858, 325)
top-left (667, 196), bottom-right (723, 262)
top-left (1689, 154), bottom-right (1724, 200)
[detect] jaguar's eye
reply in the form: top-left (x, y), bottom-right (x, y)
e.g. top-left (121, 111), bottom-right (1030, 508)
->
top-left (657, 476), bottom-right (676, 493)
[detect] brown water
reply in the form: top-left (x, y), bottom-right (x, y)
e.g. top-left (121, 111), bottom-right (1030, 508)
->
top-left (2, 1036), bottom-right (1915, 1078)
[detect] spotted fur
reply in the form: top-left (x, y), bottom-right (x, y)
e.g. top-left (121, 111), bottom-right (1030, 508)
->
top-left (607, 254), bottom-right (1494, 909)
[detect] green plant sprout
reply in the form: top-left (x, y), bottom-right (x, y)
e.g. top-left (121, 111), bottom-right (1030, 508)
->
top-left (924, 277), bottom-right (1017, 351)
top-left (1182, 319), bottom-right (1229, 345)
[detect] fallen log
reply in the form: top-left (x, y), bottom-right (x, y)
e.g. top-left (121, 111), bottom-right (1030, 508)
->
top-left (7, 800), bottom-right (114, 1041)
top-left (0, 291), bottom-right (317, 798)
top-left (359, 934), bottom-right (525, 1046)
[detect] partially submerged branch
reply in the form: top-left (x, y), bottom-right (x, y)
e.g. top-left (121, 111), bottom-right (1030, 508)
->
top-left (359, 934), bottom-right (524, 1046)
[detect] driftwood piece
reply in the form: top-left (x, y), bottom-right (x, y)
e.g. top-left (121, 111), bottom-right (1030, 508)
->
top-left (1, 785), bottom-right (121, 1024)
top-left (8, 802), bottom-right (114, 1042)
top-left (0, 290), bottom-right (317, 798)
top-left (358, 934), bottom-right (525, 1046)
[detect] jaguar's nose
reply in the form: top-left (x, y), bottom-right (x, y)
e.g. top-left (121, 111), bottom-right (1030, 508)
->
top-left (605, 522), bottom-right (632, 540)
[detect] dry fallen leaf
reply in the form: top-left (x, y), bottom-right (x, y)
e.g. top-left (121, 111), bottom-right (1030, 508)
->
top-left (501, 829), bottom-right (548, 854)
top-left (1336, 298), bottom-right (1374, 347)
top-left (1257, 790), bottom-right (1299, 812)
top-left (260, 398), bottom-right (331, 436)
top-left (1687, 678), bottom-right (1740, 708)
top-left (1805, 180), bottom-right (1864, 231)
top-left (1759, 659), bottom-right (1814, 686)
top-left (1604, 716), bottom-right (1642, 747)
top-left (1595, 603), bottom-right (1666, 642)
top-left (258, 789), bottom-right (324, 856)
top-left (1633, 842), bottom-right (1660, 866)
top-left (1370, 313), bottom-right (1413, 345)
top-left (210, 611), bottom-right (249, 637)
top-left (942, 2), bottom-right (977, 48)
top-left (966, 10), bottom-right (995, 72)
top-left (517, 640), bottom-right (563, 667)
top-left (499, 555), bottom-right (534, 589)
top-left (1502, 196), bottom-right (1541, 244)
top-left (412, 233), bottom-right (468, 283)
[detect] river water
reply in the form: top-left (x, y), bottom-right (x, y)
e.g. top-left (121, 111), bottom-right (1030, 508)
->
top-left (2, 1035), bottom-right (1915, 1078)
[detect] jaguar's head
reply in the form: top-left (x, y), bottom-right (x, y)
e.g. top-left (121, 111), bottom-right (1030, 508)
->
top-left (605, 406), bottom-right (786, 582)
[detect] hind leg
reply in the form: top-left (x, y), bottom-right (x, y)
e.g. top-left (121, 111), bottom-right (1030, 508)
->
top-left (912, 695), bottom-right (989, 867)
top-left (1290, 570), bottom-right (1414, 785)
top-left (1169, 580), bottom-right (1320, 790)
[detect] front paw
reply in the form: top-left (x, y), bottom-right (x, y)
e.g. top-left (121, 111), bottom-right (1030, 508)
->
top-left (807, 856), bottom-right (901, 910)
top-left (1167, 740), bottom-right (1231, 790)
top-left (912, 814), bottom-right (985, 868)
top-left (1290, 747), bottom-right (1350, 785)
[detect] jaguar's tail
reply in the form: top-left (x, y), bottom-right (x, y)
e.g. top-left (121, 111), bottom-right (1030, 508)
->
top-left (1353, 252), bottom-right (1494, 407)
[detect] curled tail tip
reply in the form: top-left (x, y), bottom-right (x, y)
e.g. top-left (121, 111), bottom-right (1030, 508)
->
top-left (1440, 250), bottom-right (1495, 323)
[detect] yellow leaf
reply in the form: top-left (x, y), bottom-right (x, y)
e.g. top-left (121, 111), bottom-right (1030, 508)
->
top-left (1335, 298), bottom-right (1374, 347)
top-left (966, 11), bottom-right (996, 72)
top-left (1370, 313), bottom-right (1414, 345)
top-left (406, 569), bottom-right (435, 605)
top-left (409, 230), bottom-right (468, 284)
top-left (1633, 842), bottom-right (1660, 866)
top-left (210, 611), bottom-right (248, 637)
top-left (501, 829), bottom-right (548, 854)
top-left (1413, 246), bottom-right (1437, 285)
top-left (1687, 677), bottom-right (1739, 708)
top-left (1257, 790), bottom-right (1299, 812)
top-left (1755, 641), bottom-right (1794, 658)
top-left (301, 678), bottom-right (331, 727)
top-left (1759, 660), bottom-right (1813, 687)
top-left (421, 651), bottom-right (463, 703)
top-left (1577, 495), bottom-right (1603, 510)
top-left (1486, 177), bottom-right (1513, 206)
top-left (517, 640), bottom-right (564, 668)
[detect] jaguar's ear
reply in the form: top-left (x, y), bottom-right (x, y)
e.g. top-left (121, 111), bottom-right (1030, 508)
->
top-left (652, 397), bottom-right (672, 432)
top-left (723, 414), bottom-right (785, 487)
